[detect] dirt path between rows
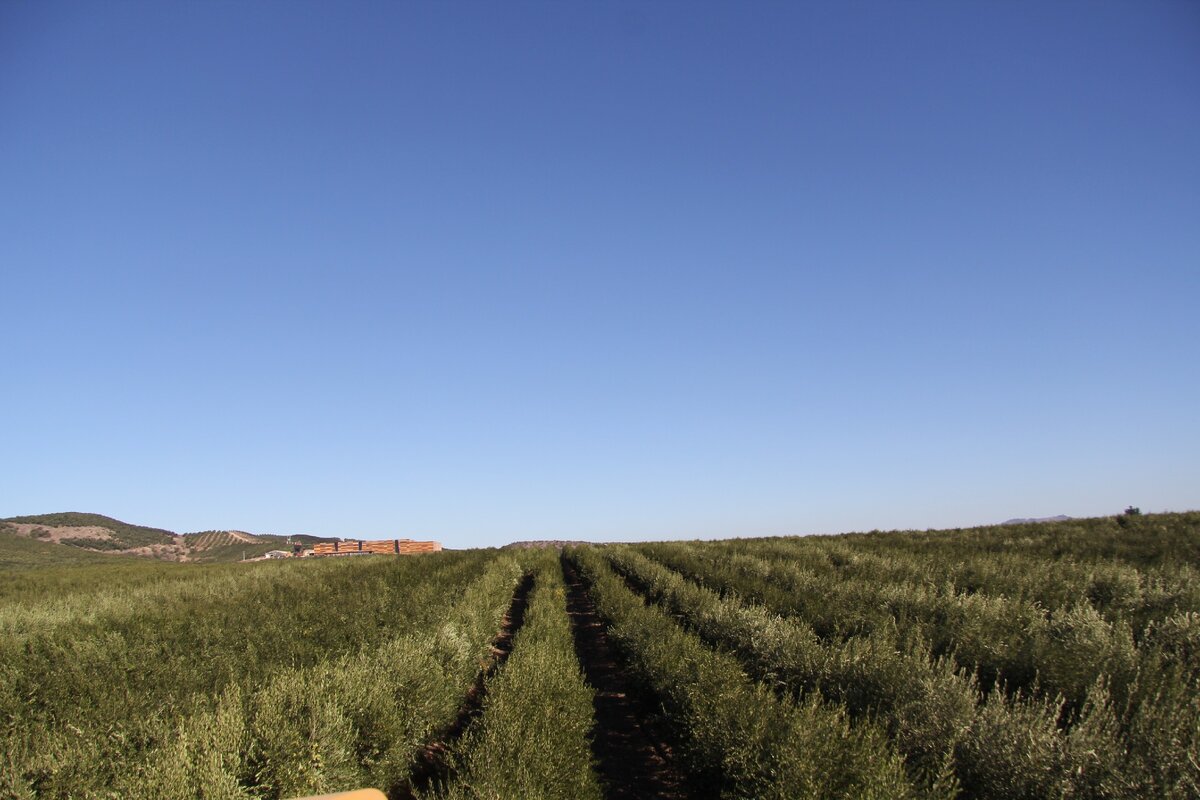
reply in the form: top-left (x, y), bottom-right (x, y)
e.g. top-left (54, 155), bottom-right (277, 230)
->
top-left (390, 572), bottom-right (535, 800)
top-left (561, 557), bottom-right (694, 800)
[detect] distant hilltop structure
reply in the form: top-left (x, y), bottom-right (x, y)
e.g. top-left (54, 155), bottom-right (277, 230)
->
top-left (308, 538), bottom-right (442, 557)
top-left (1001, 515), bottom-right (1072, 525)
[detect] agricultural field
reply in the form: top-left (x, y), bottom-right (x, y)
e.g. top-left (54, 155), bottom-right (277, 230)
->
top-left (1, 513), bottom-right (1197, 799)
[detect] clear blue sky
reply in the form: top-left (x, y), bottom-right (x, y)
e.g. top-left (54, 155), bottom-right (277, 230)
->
top-left (2, 1), bottom-right (1197, 546)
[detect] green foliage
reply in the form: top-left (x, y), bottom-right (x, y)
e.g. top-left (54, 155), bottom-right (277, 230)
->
top-left (431, 553), bottom-right (603, 800)
top-left (603, 545), bottom-right (968, 794)
top-left (954, 692), bottom-right (1066, 800)
top-left (0, 551), bottom-right (520, 798)
top-left (622, 512), bottom-right (1200, 799)
top-left (568, 547), bottom-right (915, 799)
top-left (57, 537), bottom-right (129, 551)
top-left (2, 512), bottom-right (1196, 800)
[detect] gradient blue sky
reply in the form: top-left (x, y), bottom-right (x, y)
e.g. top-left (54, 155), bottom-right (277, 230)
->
top-left (2, 1), bottom-right (1197, 546)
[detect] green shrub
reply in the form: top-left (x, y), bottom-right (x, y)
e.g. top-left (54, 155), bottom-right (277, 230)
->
top-left (570, 547), bottom-right (914, 799)
top-left (433, 554), bottom-right (602, 800)
top-left (955, 692), bottom-right (1067, 800)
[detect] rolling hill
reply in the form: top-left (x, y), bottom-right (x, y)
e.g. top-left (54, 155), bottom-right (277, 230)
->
top-left (0, 527), bottom-right (124, 569)
top-left (0, 513), bottom-right (336, 566)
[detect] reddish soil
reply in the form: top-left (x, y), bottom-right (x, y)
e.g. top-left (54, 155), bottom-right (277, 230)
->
top-left (389, 573), bottom-right (534, 800)
top-left (561, 557), bottom-right (695, 800)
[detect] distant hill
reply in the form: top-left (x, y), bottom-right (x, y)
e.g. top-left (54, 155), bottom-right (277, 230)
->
top-left (4, 512), bottom-right (175, 548)
top-left (0, 525), bottom-right (127, 569)
top-left (1001, 515), bottom-right (1073, 525)
top-left (289, 533), bottom-right (340, 545)
top-left (178, 530), bottom-right (287, 563)
top-left (504, 540), bottom-right (591, 550)
top-left (0, 512), bottom-right (335, 566)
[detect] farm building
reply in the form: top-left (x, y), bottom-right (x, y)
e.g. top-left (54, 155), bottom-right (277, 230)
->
top-left (309, 539), bottom-right (441, 557)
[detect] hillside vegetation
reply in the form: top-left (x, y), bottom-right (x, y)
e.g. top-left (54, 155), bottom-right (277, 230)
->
top-left (180, 530), bottom-right (290, 563)
top-left (0, 524), bottom-right (125, 569)
top-left (0, 513), bottom-right (334, 565)
top-left (3, 512), bottom-right (175, 548)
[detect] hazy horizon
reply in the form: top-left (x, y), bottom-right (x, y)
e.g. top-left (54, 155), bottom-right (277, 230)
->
top-left (2, 506), bottom-right (1189, 550)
